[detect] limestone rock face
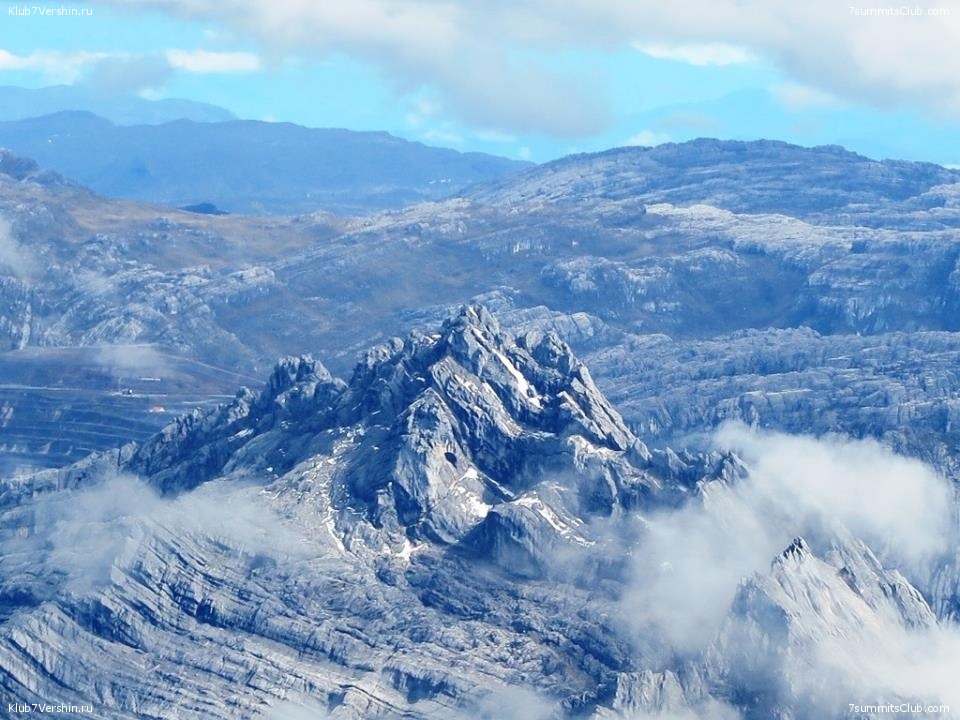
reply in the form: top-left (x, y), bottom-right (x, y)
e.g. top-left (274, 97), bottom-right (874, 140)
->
top-left (5, 135), bottom-right (960, 718)
top-left (0, 306), bottom-right (672, 719)
top-left (1, 306), bottom-right (956, 720)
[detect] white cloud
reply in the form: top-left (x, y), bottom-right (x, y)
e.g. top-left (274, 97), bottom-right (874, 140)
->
top-left (83, 54), bottom-right (173, 94)
top-left (0, 47), bottom-right (261, 90)
top-left (623, 705), bottom-right (742, 720)
top-left (94, 344), bottom-right (171, 377)
top-left (821, 625), bottom-right (960, 712)
top-left (715, 423), bottom-right (953, 567)
top-left (405, 96), bottom-right (444, 129)
top-left (89, 0), bottom-right (610, 136)
top-left (624, 1), bottom-right (960, 118)
top-left (474, 129), bottom-right (517, 144)
top-left (621, 423), bottom-right (953, 654)
top-left (165, 49), bottom-right (261, 73)
top-left (771, 82), bottom-right (840, 110)
top-left (3, 472), bottom-right (311, 596)
top-left (420, 128), bottom-right (464, 145)
top-left (0, 49), bottom-right (36, 71)
top-left (87, 0), bottom-right (960, 132)
top-left (467, 684), bottom-right (555, 720)
top-left (633, 41), bottom-right (755, 66)
top-left (625, 129), bottom-right (672, 147)
top-left (0, 48), bottom-right (108, 83)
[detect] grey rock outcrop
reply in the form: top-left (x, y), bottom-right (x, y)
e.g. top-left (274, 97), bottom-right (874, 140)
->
top-left (1, 306), bottom-right (956, 720)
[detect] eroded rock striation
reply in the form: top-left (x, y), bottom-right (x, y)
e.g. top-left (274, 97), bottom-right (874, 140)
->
top-left (2, 306), bottom-right (953, 719)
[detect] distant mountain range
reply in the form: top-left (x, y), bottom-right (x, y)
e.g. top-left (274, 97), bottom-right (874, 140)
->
top-left (0, 85), bottom-right (237, 125)
top-left (0, 111), bottom-right (531, 215)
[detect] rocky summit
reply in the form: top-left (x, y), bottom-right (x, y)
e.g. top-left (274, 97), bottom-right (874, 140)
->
top-left (0, 307), bottom-right (663, 718)
top-left (1, 306), bottom-right (953, 719)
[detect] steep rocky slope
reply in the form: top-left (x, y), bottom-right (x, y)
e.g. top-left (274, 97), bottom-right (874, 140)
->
top-left (2, 308), bottom-right (956, 719)
top-left (6, 138), bottom-right (960, 477)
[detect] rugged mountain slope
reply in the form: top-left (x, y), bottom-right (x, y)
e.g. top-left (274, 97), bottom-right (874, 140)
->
top-left (126, 306), bottom-right (665, 536)
top-left (267, 176), bottom-right (960, 374)
top-left (0, 113), bottom-right (530, 215)
top-left (9, 139), bottom-right (960, 375)
top-left (0, 149), bottom-right (330, 468)
top-left (702, 535), bottom-right (945, 720)
top-left (0, 307), bottom-right (671, 718)
top-left (467, 139), bottom-right (960, 219)
top-left (6, 139), bottom-right (960, 471)
top-left (2, 307), bottom-right (956, 719)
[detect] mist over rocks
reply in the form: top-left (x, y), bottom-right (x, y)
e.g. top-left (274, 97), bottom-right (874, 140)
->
top-left (1, 306), bottom-right (958, 719)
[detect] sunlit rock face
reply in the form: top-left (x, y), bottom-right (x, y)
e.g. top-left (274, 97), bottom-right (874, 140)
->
top-left (3, 305), bottom-right (956, 720)
top-left (0, 307), bottom-right (667, 718)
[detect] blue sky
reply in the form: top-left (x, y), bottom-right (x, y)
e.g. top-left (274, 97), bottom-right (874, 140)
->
top-left (2, 1), bottom-right (960, 165)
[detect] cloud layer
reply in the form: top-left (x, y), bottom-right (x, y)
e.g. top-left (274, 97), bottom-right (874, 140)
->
top-left (85, 0), bottom-right (960, 135)
top-left (3, 472), bottom-right (310, 596)
top-left (0, 46), bottom-right (260, 94)
top-left (0, 49), bottom-right (107, 84)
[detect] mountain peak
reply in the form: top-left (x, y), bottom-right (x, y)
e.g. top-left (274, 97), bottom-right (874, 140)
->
top-left (122, 306), bottom-right (661, 554)
top-left (0, 147), bottom-right (73, 188)
top-left (777, 536), bottom-right (811, 564)
top-left (0, 147), bottom-right (39, 180)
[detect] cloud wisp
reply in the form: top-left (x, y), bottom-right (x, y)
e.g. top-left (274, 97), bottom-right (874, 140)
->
top-left (164, 49), bottom-right (262, 73)
top-left (0, 215), bottom-right (39, 280)
top-left (623, 423), bottom-right (954, 653)
top-left (90, 0), bottom-right (612, 137)
top-left (0, 46), bottom-right (262, 96)
top-left (603, 422), bottom-right (959, 716)
top-left (93, 344), bottom-right (171, 379)
top-left (1, 472), bottom-right (313, 597)
top-left (0, 48), bottom-right (109, 84)
top-left (633, 42), bottom-right (756, 67)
